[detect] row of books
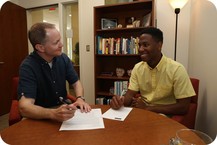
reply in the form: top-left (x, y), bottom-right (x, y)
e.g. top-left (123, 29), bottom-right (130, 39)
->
top-left (96, 81), bottom-right (128, 105)
top-left (114, 81), bottom-right (128, 96)
top-left (96, 36), bottom-right (139, 55)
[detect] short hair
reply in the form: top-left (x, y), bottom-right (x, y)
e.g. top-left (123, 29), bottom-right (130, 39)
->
top-left (140, 27), bottom-right (163, 43)
top-left (28, 22), bottom-right (56, 50)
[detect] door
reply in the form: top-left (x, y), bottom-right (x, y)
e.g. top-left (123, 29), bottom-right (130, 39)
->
top-left (0, 1), bottom-right (28, 115)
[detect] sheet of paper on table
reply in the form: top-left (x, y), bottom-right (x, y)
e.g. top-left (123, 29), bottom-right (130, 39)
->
top-left (102, 107), bottom-right (133, 121)
top-left (59, 108), bottom-right (105, 131)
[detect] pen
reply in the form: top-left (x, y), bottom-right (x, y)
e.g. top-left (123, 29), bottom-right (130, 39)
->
top-left (59, 97), bottom-right (74, 111)
top-left (114, 117), bottom-right (122, 120)
top-left (59, 97), bottom-right (71, 105)
top-left (59, 97), bottom-right (79, 110)
top-left (120, 90), bottom-right (127, 97)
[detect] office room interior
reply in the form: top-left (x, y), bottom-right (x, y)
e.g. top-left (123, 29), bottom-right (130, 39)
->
top-left (0, 0), bottom-right (216, 140)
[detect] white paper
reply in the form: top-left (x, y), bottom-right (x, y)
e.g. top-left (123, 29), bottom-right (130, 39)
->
top-left (59, 108), bottom-right (104, 131)
top-left (102, 107), bottom-right (133, 121)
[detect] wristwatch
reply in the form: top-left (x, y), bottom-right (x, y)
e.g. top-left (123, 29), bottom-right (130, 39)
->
top-left (76, 96), bottom-right (85, 101)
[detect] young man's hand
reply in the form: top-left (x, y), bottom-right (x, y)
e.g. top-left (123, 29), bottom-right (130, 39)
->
top-left (110, 95), bottom-right (124, 110)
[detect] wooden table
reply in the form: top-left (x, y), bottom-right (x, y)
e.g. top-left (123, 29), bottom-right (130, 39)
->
top-left (0, 105), bottom-right (203, 145)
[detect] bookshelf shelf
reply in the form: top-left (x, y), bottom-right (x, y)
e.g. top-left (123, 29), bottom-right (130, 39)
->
top-left (97, 76), bottom-right (130, 80)
top-left (96, 27), bottom-right (145, 32)
top-left (94, 0), bottom-right (155, 104)
top-left (96, 54), bottom-right (140, 57)
top-left (97, 92), bottom-right (113, 97)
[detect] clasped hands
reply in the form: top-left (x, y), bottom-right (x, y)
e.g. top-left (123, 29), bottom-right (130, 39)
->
top-left (110, 95), bottom-right (148, 110)
top-left (131, 97), bottom-right (148, 109)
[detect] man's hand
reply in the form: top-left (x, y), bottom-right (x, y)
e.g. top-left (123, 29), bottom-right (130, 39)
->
top-left (131, 97), bottom-right (147, 109)
top-left (51, 104), bottom-right (77, 122)
top-left (110, 95), bottom-right (124, 110)
top-left (73, 98), bottom-right (91, 113)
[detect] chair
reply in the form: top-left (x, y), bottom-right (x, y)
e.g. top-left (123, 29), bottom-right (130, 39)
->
top-left (9, 77), bottom-right (21, 126)
top-left (171, 78), bottom-right (199, 129)
top-left (9, 77), bottom-right (77, 126)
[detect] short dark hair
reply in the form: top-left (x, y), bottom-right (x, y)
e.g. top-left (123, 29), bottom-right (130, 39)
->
top-left (28, 22), bottom-right (56, 50)
top-left (140, 27), bottom-right (163, 43)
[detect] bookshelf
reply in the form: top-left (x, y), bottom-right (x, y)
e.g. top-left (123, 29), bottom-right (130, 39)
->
top-left (94, 0), bottom-right (155, 104)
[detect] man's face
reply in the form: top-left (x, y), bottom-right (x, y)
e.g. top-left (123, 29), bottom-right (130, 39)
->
top-left (138, 33), bottom-right (162, 63)
top-left (42, 28), bottom-right (63, 57)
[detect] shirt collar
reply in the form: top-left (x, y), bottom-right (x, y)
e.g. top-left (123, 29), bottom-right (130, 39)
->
top-left (143, 54), bottom-right (166, 71)
top-left (31, 51), bottom-right (56, 65)
top-left (155, 54), bottom-right (166, 71)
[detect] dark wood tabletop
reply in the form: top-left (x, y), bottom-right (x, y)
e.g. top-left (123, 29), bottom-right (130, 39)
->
top-left (0, 105), bottom-right (203, 145)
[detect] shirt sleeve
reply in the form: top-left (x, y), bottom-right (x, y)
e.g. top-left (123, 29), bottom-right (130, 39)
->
top-left (128, 64), bottom-right (140, 92)
top-left (18, 62), bottom-right (37, 100)
top-left (173, 65), bottom-right (196, 99)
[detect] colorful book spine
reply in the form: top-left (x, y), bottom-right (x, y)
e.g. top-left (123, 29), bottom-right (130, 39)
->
top-left (96, 35), bottom-right (139, 55)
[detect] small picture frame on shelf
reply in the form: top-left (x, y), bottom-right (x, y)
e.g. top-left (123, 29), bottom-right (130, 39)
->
top-left (142, 12), bottom-right (151, 27)
top-left (100, 72), bottom-right (114, 77)
top-left (101, 18), bottom-right (117, 29)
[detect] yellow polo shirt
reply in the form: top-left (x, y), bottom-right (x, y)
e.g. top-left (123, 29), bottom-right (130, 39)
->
top-left (129, 55), bottom-right (196, 105)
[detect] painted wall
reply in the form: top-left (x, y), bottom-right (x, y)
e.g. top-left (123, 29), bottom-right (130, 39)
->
top-left (78, 0), bottom-right (104, 104)
top-left (157, 0), bottom-right (217, 139)
top-left (156, 0), bottom-right (191, 70)
top-left (188, 0), bottom-right (217, 139)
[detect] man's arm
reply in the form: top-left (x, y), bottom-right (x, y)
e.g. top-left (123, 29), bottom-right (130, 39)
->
top-left (71, 80), bottom-right (91, 112)
top-left (123, 89), bottom-right (138, 106)
top-left (134, 97), bottom-right (191, 115)
top-left (19, 96), bottom-right (77, 122)
top-left (110, 89), bottom-right (138, 109)
top-left (72, 80), bottom-right (83, 98)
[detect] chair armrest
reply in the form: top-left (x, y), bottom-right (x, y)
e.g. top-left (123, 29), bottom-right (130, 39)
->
top-left (171, 115), bottom-right (184, 123)
top-left (9, 100), bottom-right (22, 126)
top-left (67, 94), bottom-right (77, 103)
top-left (171, 103), bottom-right (197, 129)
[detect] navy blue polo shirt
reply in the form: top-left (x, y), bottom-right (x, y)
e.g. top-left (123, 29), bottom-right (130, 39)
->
top-left (18, 51), bottom-right (79, 108)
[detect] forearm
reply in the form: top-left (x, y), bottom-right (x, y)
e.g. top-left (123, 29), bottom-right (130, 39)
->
top-left (72, 80), bottom-right (84, 97)
top-left (123, 89), bottom-right (137, 106)
top-left (123, 95), bottom-right (133, 106)
top-left (147, 97), bottom-right (191, 115)
top-left (18, 96), bottom-right (54, 120)
top-left (146, 102), bottom-right (190, 115)
top-left (19, 103), bottom-right (54, 120)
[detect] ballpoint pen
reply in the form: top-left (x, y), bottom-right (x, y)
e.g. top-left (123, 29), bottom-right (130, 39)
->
top-left (59, 97), bottom-right (74, 110)
top-left (59, 97), bottom-right (72, 105)
top-left (120, 90), bottom-right (127, 97)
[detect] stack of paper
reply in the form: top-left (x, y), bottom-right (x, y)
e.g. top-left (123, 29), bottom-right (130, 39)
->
top-left (102, 107), bottom-right (132, 121)
top-left (59, 108), bottom-right (104, 131)
top-left (59, 107), bottom-right (133, 131)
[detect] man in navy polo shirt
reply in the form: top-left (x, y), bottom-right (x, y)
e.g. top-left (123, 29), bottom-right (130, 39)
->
top-left (18, 22), bottom-right (91, 122)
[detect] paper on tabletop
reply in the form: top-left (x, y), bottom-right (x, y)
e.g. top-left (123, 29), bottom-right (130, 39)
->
top-left (102, 107), bottom-right (133, 121)
top-left (59, 108), bottom-right (104, 131)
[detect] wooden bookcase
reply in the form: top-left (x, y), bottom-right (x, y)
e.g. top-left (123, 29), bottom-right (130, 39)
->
top-left (94, 0), bottom-right (155, 104)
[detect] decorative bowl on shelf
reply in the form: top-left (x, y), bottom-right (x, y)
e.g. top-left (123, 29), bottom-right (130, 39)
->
top-left (127, 69), bottom-right (132, 77)
top-left (116, 68), bottom-right (125, 77)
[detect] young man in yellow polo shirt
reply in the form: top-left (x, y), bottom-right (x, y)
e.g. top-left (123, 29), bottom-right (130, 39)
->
top-left (110, 27), bottom-right (195, 116)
